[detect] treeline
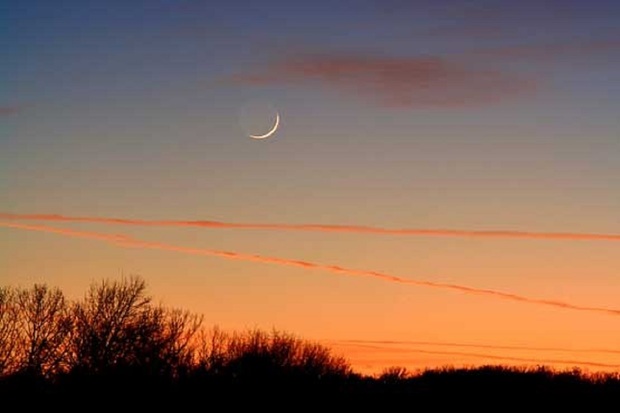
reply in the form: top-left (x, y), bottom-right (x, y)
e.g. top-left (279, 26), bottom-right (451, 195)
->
top-left (0, 276), bottom-right (349, 379)
top-left (1, 277), bottom-right (619, 408)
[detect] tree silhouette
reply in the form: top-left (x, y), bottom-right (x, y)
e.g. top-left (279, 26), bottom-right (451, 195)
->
top-left (195, 325), bottom-right (230, 374)
top-left (0, 285), bottom-right (72, 377)
top-left (70, 276), bottom-right (152, 373)
top-left (2, 276), bottom-right (619, 407)
top-left (0, 287), bottom-right (19, 376)
top-left (69, 276), bottom-right (202, 377)
top-left (200, 328), bottom-right (352, 380)
top-left (380, 366), bottom-right (410, 382)
top-left (140, 306), bottom-right (203, 378)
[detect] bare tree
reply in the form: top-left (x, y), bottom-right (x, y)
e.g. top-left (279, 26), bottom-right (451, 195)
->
top-left (155, 307), bottom-right (203, 376)
top-left (70, 276), bottom-right (152, 372)
top-left (70, 276), bottom-right (203, 376)
top-left (196, 325), bottom-right (231, 373)
top-left (0, 287), bottom-right (19, 376)
top-left (11, 284), bottom-right (72, 376)
top-left (199, 327), bottom-right (352, 378)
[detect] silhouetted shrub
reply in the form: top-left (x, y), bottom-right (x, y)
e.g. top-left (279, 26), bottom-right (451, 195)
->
top-left (195, 327), bottom-right (351, 382)
top-left (380, 366), bottom-right (410, 382)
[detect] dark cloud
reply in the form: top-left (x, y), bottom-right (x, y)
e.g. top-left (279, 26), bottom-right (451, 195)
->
top-left (231, 54), bottom-right (537, 108)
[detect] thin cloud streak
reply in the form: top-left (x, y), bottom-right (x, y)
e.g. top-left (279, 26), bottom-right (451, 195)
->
top-left (328, 339), bottom-right (620, 355)
top-left (3, 221), bottom-right (620, 317)
top-left (0, 221), bottom-right (132, 243)
top-left (0, 106), bottom-right (23, 116)
top-left (335, 343), bottom-right (620, 369)
top-left (2, 213), bottom-right (620, 242)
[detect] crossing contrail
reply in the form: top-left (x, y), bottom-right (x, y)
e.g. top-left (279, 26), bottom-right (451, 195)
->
top-left (2, 212), bottom-right (620, 242)
top-left (3, 220), bottom-right (620, 317)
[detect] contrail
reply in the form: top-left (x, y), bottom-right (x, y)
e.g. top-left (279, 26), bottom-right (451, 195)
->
top-left (2, 212), bottom-right (620, 242)
top-left (3, 221), bottom-right (620, 317)
top-left (327, 339), bottom-right (620, 355)
top-left (336, 343), bottom-right (620, 369)
top-left (0, 221), bottom-right (132, 243)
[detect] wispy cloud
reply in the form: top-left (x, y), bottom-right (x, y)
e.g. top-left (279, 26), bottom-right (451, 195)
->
top-left (2, 213), bottom-right (619, 242)
top-left (328, 339), bottom-right (620, 355)
top-left (0, 221), bottom-right (130, 243)
top-left (231, 53), bottom-right (536, 108)
top-left (331, 342), bottom-right (620, 369)
top-left (0, 105), bottom-right (23, 116)
top-left (3, 221), bottom-right (620, 317)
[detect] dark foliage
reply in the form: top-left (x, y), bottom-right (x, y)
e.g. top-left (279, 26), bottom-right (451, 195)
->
top-left (1, 277), bottom-right (619, 409)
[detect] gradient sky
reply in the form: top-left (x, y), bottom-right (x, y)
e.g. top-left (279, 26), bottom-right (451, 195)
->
top-left (2, 0), bottom-right (620, 375)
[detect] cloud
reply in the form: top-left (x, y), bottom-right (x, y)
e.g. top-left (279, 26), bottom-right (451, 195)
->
top-left (0, 221), bottom-right (131, 243)
top-left (2, 213), bottom-right (620, 242)
top-left (330, 339), bottom-right (620, 355)
top-left (3, 221), bottom-right (620, 317)
top-left (330, 342), bottom-right (620, 369)
top-left (0, 105), bottom-right (23, 116)
top-left (231, 53), bottom-right (536, 108)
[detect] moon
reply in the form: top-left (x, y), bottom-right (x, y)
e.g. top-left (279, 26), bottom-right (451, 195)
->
top-left (249, 112), bottom-right (280, 140)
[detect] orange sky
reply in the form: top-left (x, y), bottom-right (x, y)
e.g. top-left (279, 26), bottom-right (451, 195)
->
top-left (2, 0), bottom-right (619, 376)
top-left (3, 215), bottom-right (620, 375)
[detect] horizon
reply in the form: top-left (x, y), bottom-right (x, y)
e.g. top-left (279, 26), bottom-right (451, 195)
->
top-left (3, 275), bottom-right (620, 377)
top-left (2, 0), bottom-right (619, 376)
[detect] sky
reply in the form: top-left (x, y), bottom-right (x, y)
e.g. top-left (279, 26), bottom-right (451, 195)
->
top-left (1, 0), bottom-right (620, 375)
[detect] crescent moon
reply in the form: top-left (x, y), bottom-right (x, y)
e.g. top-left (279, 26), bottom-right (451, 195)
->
top-left (249, 112), bottom-right (280, 139)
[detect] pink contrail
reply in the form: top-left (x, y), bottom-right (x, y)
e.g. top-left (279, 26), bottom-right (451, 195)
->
top-left (2, 212), bottom-right (620, 242)
top-left (0, 221), bottom-right (132, 243)
top-left (3, 221), bottom-right (620, 317)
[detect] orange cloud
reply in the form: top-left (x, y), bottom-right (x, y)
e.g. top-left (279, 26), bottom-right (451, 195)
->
top-left (230, 53), bottom-right (536, 108)
top-left (2, 213), bottom-right (620, 242)
top-left (3, 221), bottom-right (620, 317)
